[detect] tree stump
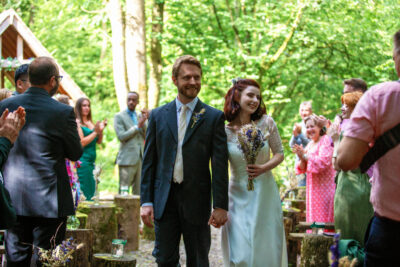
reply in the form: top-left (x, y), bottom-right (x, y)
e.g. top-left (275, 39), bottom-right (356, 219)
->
top-left (290, 199), bottom-right (306, 212)
top-left (65, 229), bottom-right (94, 267)
top-left (114, 195), bottom-right (140, 251)
top-left (288, 233), bottom-right (304, 266)
top-left (76, 212), bottom-right (88, 229)
top-left (283, 208), bottom-right (305, 232)
top-left (283, 217), bottom-right (293, 242)
top-left (142, 224), bottom-right (155, 241)
top-left (93, 253), bottom-right (136, 267)
top-left (79, 202), bottom-right (118, 253)
top-left (300, 234), bottom-right (334, 267)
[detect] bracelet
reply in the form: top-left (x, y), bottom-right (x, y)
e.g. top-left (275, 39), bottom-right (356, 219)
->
top-left (303, 154), bottom-right (308, 161)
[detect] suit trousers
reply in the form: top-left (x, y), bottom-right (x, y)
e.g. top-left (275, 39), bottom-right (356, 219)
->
top-left (5, 216), bottom-right (67, 267)
top-left (153, 182), bottom-right (211, 267)
top-left (119, 163), bottom-right (141, 195)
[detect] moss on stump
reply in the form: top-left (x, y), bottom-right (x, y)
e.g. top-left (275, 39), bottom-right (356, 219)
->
top-left (300, 234), bottom-right (334, 267)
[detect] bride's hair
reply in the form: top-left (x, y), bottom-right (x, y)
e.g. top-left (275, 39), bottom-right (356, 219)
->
top-left (223, 78), bottom-right (266, 122)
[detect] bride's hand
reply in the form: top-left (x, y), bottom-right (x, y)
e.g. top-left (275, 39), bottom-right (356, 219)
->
top-left (247, 164), bottom-right (266, 179)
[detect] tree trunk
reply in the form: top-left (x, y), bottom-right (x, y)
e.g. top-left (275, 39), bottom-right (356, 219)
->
top-left (65, 229), bottom-right (94, 267)
top-left (148, 0), bottom-right (164, 109)
top-left (125, 0), bottom-right (147, 108)
top-left (107, 0), bottom-right (129, 110)
top-left (114, 195), bottom-right (141, 251)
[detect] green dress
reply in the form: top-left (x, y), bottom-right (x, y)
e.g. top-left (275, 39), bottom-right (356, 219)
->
top-left (334, 134), bottom-right (374, 245)
top-left (77, 126), bottom-right (98, 200)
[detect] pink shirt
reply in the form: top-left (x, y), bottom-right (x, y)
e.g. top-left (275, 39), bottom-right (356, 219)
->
top-left (344, 81), bottom-right (400, 221)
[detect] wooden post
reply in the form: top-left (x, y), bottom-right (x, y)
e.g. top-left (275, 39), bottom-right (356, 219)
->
top-left (16, 35), bottom-right (23, 62)
top-left (93, 253), bottom-right (136, 267)
top-left (300, 234), bottom-right (334, 267)
top-left (114, 195), bottom-right (141, 251)
top-left (65, 229), bottom-right (94, 267)
top-left (78, 202), bottom-right (118, 253)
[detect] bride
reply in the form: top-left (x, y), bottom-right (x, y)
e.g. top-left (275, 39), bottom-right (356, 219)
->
top-left (221, 78), bottom-right (288, 267)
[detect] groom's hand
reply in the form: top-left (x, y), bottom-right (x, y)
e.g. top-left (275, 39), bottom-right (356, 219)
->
top-left (141, 206), bottom-right (154, 228)
top-left (208, 208), bottom-right (228, 228)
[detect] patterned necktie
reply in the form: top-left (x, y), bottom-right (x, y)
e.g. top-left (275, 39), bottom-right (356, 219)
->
top-left (173, 105), bottom-right (188, 183)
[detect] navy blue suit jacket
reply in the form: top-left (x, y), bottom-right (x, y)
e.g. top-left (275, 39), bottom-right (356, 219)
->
top-left (140, 99), bottom-right (228, 225)
top-left (0, 87), bottom-right (83, 218)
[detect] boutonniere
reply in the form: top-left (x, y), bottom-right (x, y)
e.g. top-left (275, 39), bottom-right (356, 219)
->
top-left (191, 108), bottom-right (206, 128)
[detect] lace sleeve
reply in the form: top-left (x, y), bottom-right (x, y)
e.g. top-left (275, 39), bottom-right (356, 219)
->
top-left (260, 115), bottom-right (284, 155)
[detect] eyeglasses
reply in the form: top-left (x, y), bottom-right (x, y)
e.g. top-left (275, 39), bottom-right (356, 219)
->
top-left (55, 75), bottom-right (63, 81)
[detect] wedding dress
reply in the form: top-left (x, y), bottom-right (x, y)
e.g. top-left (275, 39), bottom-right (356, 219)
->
top-left (221, 115), bottom-right (288, 267)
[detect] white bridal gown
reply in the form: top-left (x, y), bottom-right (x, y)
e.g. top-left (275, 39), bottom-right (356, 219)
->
top-left (221, 115), bottom-right (288, 267)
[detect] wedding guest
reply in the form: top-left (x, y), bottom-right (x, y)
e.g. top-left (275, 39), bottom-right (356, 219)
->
top-left (333, 91), bottom-right (373, 245)
top-left (1, 57), bottom-right (82, 266)
top-left (293, 114), bottom-right (336, 223)
top-left (75, 97), bottom-right (106, 200)
top-left (0, 108), bottom-right (26, 229)
top-left (221, 78), bottom-right (287, 266)
top-left (57, 95), bottom-right (81, 209)
top-left (0, 89), bottom-right (12, 101)
top-left (338, 29), bottom-right (400, 265)
top-left (13, 63), bottom-right (30, 95)
top-left (289, 101), bottom-right (312, 186)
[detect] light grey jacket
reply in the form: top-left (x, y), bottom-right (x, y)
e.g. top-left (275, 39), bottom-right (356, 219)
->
top-left (114, 110), bottom-right (147, 166)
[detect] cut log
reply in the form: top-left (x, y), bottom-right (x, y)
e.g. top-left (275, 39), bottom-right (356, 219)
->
top-left (290, 199), bottom-right (306, 212)
top-left (76, 212), bottom-right (88, 229)
top-left (93, 253), bottom-right (136, 267)
top-left (296, 221), bottom-right (335, 233)
top-left (142, 224), bottom-right (155, 241)
top-left (288, 233), bottom-right (304, 265)
top-left (78, 202), bottom-right (118, 253)
top-left (300, 234), bottom-right (334, 267)
top-left (114, 195), bottom-right (141, 251)
top-left (283, 217), bottom-right (293, 241)
top-left (65, 229), bottom-right (94, 267)
top-left (283, 208), bottom-right (306, 232)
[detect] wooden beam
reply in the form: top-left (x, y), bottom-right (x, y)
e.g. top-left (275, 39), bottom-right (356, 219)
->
top-left (1, 69), bottom-right (4, 88)
top-left (17, 35), bottom-right (23, 61)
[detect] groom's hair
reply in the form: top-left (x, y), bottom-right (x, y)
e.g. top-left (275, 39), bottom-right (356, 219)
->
top-left (172, 55), bottom-right (202, 78)
top-left (224, 78), bottom-right (266, 122)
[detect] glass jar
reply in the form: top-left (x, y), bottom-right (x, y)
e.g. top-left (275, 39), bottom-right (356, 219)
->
top-left (111, 239), bottom-right (127, 258)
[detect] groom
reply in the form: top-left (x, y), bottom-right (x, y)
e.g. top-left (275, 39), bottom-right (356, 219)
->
top-left (140, 55), bottom-right (229, 266)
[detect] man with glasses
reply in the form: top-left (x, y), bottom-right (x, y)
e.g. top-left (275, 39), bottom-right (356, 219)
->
top-left (1, 57), bottom-right (82, 266)
top-left (13, 64), bottom-right (31, 95)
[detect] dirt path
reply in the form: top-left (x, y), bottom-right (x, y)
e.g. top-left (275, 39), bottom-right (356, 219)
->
top-left (132, 227), bottom-right (223, 266)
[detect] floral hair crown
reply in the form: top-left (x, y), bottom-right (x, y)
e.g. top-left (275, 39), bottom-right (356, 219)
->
top-left (231, 77), bottom-right (242, 85)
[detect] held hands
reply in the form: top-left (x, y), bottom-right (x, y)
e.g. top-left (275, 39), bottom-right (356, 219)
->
top-left (208, 208), bottom-right (228, 228)
top-left (0, 107), bottom-right (26, 143)
top-left (141, 205), bottom-right (154, 228)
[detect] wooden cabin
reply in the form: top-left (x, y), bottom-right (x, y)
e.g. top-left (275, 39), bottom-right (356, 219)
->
top-left (0, 9), bottom-right (86, 100)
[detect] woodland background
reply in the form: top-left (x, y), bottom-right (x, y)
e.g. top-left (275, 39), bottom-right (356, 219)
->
top-left (1, 0), bottom-right (399, 193)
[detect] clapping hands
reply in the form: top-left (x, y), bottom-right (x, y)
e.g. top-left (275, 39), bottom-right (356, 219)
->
top-left (138, 108), bottom-right (149, 129)
top-left (292, 144), bottom-right (305, 159)
top-left (0, 107), bottom-right (26, 143)
top-left (94, 119), bottom-right (107, 134)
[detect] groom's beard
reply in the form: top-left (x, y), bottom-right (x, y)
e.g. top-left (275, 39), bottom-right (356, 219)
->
top-left (178, 85), bottom-right (201, 100)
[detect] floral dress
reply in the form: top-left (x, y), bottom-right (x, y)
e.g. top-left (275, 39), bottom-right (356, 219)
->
top-left (296, 134), bottom-right (336, 222)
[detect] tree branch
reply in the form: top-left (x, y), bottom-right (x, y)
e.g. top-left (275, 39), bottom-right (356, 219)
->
top-left (260, 0), bottom-right (307, 70)
top-left (225, 0), bottom-right (244, 51)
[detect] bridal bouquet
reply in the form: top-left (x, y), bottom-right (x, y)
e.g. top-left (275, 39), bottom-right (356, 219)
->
top-left (237, 123), bottom-right (265, 191)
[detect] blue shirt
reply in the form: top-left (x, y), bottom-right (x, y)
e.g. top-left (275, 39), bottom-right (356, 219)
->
top-left (126, 109), bottom-right (138, 125)
top-left (175, 97), bottom-right (198, 127)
